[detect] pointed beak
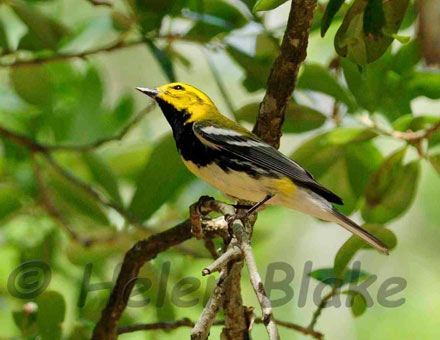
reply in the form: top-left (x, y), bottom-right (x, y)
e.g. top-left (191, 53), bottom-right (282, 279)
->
top-left (136, 87), bottom-right (160, 98)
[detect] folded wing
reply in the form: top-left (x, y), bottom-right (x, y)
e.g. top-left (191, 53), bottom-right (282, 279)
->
top-left (193, 120), bottom-right (343, 205)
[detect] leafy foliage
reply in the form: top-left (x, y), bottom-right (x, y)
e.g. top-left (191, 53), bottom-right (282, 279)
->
top-left (0, 0), bottom-right (437, 338)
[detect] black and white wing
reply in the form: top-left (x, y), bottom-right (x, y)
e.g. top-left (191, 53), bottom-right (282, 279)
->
top-left (193, 120), bottom-right (343, 205)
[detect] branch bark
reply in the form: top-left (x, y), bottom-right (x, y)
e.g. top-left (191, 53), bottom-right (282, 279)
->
top-left (118, 317), bottom-right (323, 339)
top-left (91, 220), bottom-right (193, 340)
top-left (253, 0), bottom-right (318, 148)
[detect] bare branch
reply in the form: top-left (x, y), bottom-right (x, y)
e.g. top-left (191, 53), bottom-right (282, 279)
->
top-left (0, 104), bottom-right (156, 231)
top-left (0, 104), bottom-right (155, 152)
top-left (361, 115), bottom-right (440, 142)
top-left (203, 238), bottom-right (219, 259)
top-left (117, 318), bottom-right (195, 334)
top-left (220, 261), bottom-right (249, 340)
top-left (202, 246), bottom-right (241, 276)
top-left (191, 270), bottom-right (227, 340)
top-left (418, 0), bottom-right (440, 66)
top-left (118, 317), bottom-right (323, 339)
top-left (308, 288), bottom-right (337, 331)
top-left (253, 0), bottom-right (318, 148)
top-left (87, 0), bottom-right (113, 6)
top-left (92, 220), bottom-right (193, 340)
top-left (92, 198), bottom-right (237, 340)
top-left (238, 226), bottom-right (279, 340)
top-left (42, 152), bottom-right (148, 230)
top-left (0, 39), bottom-right (147, 67)
top-left (31, 154), bottom-right (117, 246)
top-left (46, 103), bottom-right (156, 151)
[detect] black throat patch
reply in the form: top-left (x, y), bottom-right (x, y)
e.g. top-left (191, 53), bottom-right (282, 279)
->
top-left (155, 98), bottom-right (269, 178)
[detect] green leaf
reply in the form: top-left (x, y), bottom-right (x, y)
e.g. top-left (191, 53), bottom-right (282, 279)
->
top-left (297, 63), bottom-right (356, 112)
top-left (253, 0), bottom-right (288, 12)
top-left (429, 155), bottom-right (440, 175)
top-left (187, 0), bottom-right (248, 28)
top-left (344, 290), bottom-right (368, 317)
top-left (50, 168), bottom-right (109, 226)
top-left (59, 14), bottom-right (120, 54)
top-left (36, 291), bottom-right (66, 340)
top-left (408, 72), bottom-right (440, 100)
top-left (321, 0), bottom-right (345, 37)
top-left (13, 306), bottom-right (38, 337)
top-left (282, 104), bottom-right (327, 133)
top-left (292, 128), bottom-right (377, 177)
top-left (236, 102), bottom-right (326, 133)
top-left (335, 0), bottom-right (410, 65)
top-left (129, 134), bottom-right (193, 222)
top-left (334, 224), bottom-right (397, 277)
top-left (362, 148), bottom-right (420, 224)
top-left (345, 143), bottom-right (383, 197)
top-left (309, 267), bottom-right (369, 288)
top-left (399, 0), bottom-right (418, 30)
top-left (12, 1), bottom-right (67, 51)
top-left (130, 0), bottom-right (181, 33)
top-left (0, 17), bottom-right (10, 52)
top-left (226, 44), bottom-right (273, 91)
top-left (10, 65), bottom-right (54, 107)
top-left (392, 39), bottom-right (422, 75)
top-left (114, 94), bottom-right (135, 122)
top-left (81, 65), bottom-right (104, 111)
top-left (292, 129), bottom-right (380, 215)
top-left (390, 34), bottom-right (410, 44)
top-left (111, 11), bottom-right (133, 32)
top-left (83, 152), bottom-right (122, 206)
top-left (185, 0), bottom-right (248, 40)
top-left (255, 34), bottom-right (279, 58)
top-left (146, 40), bottom-right (176, 82)
top-left (0, 184), bottom-right (22, 222)
top-left (392, 115), bottom-right (439, 132)
top-left (363, 0), bottom-right (385, 37)
top-left (341, 54), bottom-right (410, 119)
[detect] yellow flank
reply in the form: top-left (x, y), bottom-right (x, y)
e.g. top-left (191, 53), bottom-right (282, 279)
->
top-left (272, 177), bottom-right (297, 196)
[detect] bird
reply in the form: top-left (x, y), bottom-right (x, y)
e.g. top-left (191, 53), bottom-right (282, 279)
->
top-left (136, 82), bottom-right (388, 255)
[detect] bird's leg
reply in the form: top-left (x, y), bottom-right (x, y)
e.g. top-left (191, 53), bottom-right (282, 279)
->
top-left (226, 194), bottom-right (274, 225)
top-left (232, 204), bottom-right (253, 210)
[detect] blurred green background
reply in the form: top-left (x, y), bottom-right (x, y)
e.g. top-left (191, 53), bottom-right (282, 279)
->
top-left (0, 0), bottom-right (439, 339)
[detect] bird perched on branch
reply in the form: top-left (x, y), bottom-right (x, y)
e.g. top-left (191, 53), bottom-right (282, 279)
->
top-left (136, 83), bottom-right (388, 254)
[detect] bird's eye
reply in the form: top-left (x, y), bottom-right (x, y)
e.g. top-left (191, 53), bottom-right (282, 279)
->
top-left (173, 85), bottom-right (184, 90)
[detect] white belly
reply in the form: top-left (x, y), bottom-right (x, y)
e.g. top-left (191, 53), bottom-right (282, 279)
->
top-left (183, 159), bottom-right (335, 221)
top-left (183, 160), bottom-right (275, 203)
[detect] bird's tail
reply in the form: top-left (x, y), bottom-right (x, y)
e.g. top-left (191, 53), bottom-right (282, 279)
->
top-left (331, 209), bottom-right (389, 255)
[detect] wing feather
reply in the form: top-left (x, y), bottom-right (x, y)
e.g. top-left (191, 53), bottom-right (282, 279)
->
top-left (193, 121), bottom-right (343, 205)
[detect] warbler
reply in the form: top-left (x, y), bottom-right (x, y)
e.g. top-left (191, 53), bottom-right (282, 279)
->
top-left (136, 83), bottom-right (388, 254)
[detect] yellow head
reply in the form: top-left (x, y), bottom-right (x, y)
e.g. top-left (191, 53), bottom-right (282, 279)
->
top-left (136, 82), bottom-right (218, 123)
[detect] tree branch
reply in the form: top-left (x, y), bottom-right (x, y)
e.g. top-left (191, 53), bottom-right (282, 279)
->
top-left (236, 222), bottom-right (279, 340)
top-left (91, 220), bottom-right (193, 340)
top-left (1, 38), bottom-right (147, 67)
top-left (31, 154), bottom-right (117, 246)
top-left (118, 317), bottom-right (323, 339)
top-left (0, 103), bottom-right (155, 152)
top-left (191, 270), bottom-right (227, 340)
top-left (202, 246), bottom-right (241, 276)
top-left (0, 104), bottom-right (156, 231)
top-left (87, 0), bottom-right (113, 6)
top-left (43, 152), bottom-right (147, 230)
top-left (253, 0), bottom-right (318, 148)
top-left (307, 288), bottom-right (337, 331)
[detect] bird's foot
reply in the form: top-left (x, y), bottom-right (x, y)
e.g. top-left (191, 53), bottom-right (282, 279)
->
top-left (225, 212), bottom-right (248, 226)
